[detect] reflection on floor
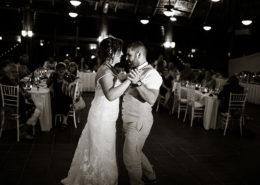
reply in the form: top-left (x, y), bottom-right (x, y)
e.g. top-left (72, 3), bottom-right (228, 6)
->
top-left (0, 92), bottom-right (260, 185)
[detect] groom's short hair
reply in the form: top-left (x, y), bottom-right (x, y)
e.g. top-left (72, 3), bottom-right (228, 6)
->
top-left (128, 41), bottom-right (147, 57)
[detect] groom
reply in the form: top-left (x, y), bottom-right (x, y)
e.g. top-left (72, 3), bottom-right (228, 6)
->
top-left (122, 41), bottom-right (162, 185)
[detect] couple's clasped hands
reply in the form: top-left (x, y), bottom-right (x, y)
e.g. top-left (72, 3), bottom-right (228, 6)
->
top-left (128, 69), bottom-right (141, 84)
top-left (118, 69), bottom-right (141, 85)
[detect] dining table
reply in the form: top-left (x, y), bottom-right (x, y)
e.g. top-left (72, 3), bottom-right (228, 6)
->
top-left (27, 85), bottom-right (52, 131)
top-left (215, 78), bottom-right (260, 105)
top-left (181, 86), bottom-right (220, 130)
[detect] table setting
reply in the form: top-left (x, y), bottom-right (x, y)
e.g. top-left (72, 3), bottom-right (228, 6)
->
top-left (179, 82), bottom-right (220, 130)
top-left (20, 68), bottom-right (52, 131)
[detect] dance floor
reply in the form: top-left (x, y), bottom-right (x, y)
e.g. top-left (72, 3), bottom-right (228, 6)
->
top-left (0, 92), bottom-right (260, 185)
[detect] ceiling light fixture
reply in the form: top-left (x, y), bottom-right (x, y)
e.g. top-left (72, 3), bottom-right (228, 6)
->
top-left (163, 0), bottom-right (174, 17)
top-left (70, 0), bottom-right (81, 7)
top-left (242, 19), bottom-right (252, 26)
top-left (164, 41), bottom-right (171, 48)
top-left (140, 19), bottom-right (149, 25)
top-left (170, 16), bottom-right (177, 22)
top-left (163, 41), bottom-right (175, 48)
top-left (40, 40), bottom-right (44, 46)
top-left (69, 12), bottom-right (78, 18)
top-left (21, 30), bottom-right (27, 37)
top-left (170, 42), bottom-right (176, 48)
top-left (211, 0), bottom-right (221, 2)
top-left (27, 30), bottom-right (33, 37)
top-left (0, 36), bottom-right (2, 40)
top-left (203, 25), bottom-right (212, 31)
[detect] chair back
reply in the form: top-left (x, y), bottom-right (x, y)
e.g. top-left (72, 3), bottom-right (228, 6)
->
top-left (70, 81), bottom-right (80, 103)
top-left (228, 93), bottom-right (247, 117)
top-left (0, 84), bottom-right (19, 111)
top-left (175, 82), bottom-right (182, 99)
top-left (186, 86), bottom-right (196, 105)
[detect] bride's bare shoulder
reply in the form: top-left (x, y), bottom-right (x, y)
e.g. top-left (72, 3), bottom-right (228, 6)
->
top-left (96, 65), bottom-right (113, 80)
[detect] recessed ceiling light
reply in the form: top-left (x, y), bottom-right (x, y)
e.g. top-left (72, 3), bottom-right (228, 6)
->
top-left (70, 0), bottom-right (81, 7)
top-left (242, 19), bottom-right (252, 26)
top-left (211, 0), bottom-right (220, 2)
top-left (203, 26), bottom-right (212, 31)
top-left (140, 19), bottom-right (149, 24)
top-left (69, 12), bottom-right (78, 18)
top-left (170, 16), bottom-right (177, 22)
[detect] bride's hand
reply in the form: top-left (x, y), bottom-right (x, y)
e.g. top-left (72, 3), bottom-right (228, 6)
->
top-left (117, 71), bottom-right (128, 82)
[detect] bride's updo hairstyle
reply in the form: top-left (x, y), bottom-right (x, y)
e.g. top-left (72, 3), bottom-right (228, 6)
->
top-left (98, 37), bottom-right (123, 64)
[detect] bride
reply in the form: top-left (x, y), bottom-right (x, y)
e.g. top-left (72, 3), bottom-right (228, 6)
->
top-left (61, 37), bottom-right (135, 185)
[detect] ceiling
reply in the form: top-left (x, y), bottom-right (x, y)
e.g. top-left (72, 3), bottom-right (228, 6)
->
top-left (1, 0), bottom-right (259, 33)
top-left (0, 0), bottom-right (260, 65)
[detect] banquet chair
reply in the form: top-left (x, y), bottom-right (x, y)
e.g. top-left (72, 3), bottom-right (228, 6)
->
top-left (183, 86), bottom-right (204, 127)
top-left (171, 82), bottom-right (187, 119)
top-left (155, 94), bottom-right (165, 112)
top-left (0, 84), bottom-right (20, 142)
top-left (55, 81), bottom-right (79, 128)
top-left (220, 93), bottom-right (247, 136)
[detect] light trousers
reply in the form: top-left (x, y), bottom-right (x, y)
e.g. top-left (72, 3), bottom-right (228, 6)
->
top-left (123, 116), bottom-right (156, 185)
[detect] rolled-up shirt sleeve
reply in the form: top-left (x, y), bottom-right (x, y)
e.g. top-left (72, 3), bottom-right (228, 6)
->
top-left (141, 69), bottom-right (162, 90)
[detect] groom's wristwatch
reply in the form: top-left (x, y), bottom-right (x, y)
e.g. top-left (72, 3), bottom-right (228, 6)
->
top-left (132, 80), bottom-right (142, 87)
top-left (136, 80), bottom-right (142, 87)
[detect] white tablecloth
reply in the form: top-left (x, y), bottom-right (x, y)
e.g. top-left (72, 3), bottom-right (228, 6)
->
top-left (240, 83), bottom-right (260, 104)
top-left (181, 87), bottom-right (219, 130)
top-left (215, 78), bottom-right (227, 90)
top-left (216, 78), bottom-right (260, 105)
top-left (28, 87), bottom-right (52, 131)
top-left (79, 72), bottom-right (96, 92)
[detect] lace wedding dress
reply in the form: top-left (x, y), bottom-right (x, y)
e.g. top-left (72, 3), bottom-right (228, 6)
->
top-left (61, 73), bottom-right (120, 185)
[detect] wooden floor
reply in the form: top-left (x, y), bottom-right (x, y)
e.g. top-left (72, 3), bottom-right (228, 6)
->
top-left (0, 92), bottom-right (260, 185)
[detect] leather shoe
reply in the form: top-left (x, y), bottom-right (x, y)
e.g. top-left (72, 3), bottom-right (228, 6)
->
top-left (142, 177), bottom-right (157, 185)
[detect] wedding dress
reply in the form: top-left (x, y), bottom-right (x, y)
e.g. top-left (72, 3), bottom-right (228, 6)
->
top-left (61, 73), bottom-right (120, 185)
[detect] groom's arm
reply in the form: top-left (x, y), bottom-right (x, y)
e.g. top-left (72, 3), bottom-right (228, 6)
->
top-left (136, 70), bottom-right (162, 105)
top-left (136, 85), bottom-right (159, 105)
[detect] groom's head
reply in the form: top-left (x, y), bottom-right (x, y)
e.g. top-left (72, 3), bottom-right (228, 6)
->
top-left (126, 41), bottom-right (147, 68)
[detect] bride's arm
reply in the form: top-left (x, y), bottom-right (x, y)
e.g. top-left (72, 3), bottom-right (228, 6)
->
top-left (99, 72), bottom-right (131, 101)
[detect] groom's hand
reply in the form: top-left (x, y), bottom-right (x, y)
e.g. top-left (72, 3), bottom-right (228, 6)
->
top-left (128, 69), bottom-right (140, 84)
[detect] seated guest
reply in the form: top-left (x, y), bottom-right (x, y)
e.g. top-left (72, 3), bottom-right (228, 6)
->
top-left (218, 75), bottom-right (244, 113)
top-left (201, 70), bottom-right (216, 90)
top-left (153, 54), bottom-right (167, 75)
top-left (67, 62), bottom-right (79, 78)
top-left (47, 62), bottom-right (73, 128)
top-left (196, 68), bottom-right (206, 84)
top-left (0, 60), bottom-right (40, 139)
top-left (160, 67), bottom-right (174, 108)
top-left (17, 54), bottom-right (31, 79)
top-left (43, 57), bottom-right (57, 70)
top-left (168, 62), bottom-right (180, 81)
top-left (215, 72), bottom-right (223, 78)
top-left (180, 63), bottom-right (194, 81)
top-left (66, 61), bottom-right (81, 91)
